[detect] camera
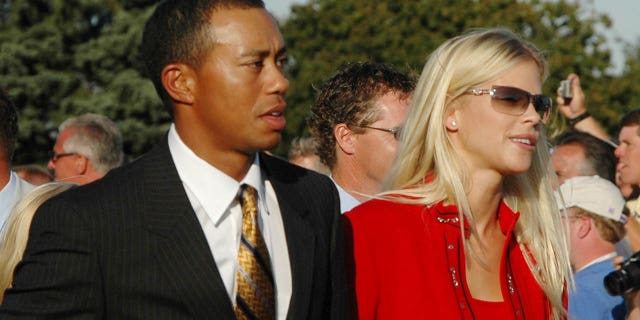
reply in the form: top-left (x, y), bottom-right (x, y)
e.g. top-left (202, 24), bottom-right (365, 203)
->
top-left (604, 251), bottom-right (640, 296)
top-left (560, 80), bottom-right (572, 103)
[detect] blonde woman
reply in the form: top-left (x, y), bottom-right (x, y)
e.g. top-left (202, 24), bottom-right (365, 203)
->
top-left (0, 182), bottom-right (76, 303)
top-left (344, 28), bottom-right (571, 319)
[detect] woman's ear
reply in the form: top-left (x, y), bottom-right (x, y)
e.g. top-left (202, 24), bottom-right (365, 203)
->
top-left (445, 97), bottom-right (463, 132)
top-left (445, 114), bottom-right (459, 132)
top-left (161, 63), bottom-right (196, 106)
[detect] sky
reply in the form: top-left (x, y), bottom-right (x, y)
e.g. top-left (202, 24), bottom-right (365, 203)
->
top-left (264, 0), bottom-right (640, 74)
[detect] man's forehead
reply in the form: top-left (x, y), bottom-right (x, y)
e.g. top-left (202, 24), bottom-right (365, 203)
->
top-left (620, 125), bottom-right (640, 139)
top-left (208, 8), bottom-right (284, 52)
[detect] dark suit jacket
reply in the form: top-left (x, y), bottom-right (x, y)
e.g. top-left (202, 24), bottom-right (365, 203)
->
top-left (0, 138), bottom-right (347, 319)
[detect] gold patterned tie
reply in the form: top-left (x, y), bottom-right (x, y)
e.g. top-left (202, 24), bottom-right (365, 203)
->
top-left (235, 184), bottom-right (275, 320)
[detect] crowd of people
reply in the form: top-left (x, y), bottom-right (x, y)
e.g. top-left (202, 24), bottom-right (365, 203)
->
top-left (1, 0), bottom-right (640, 319)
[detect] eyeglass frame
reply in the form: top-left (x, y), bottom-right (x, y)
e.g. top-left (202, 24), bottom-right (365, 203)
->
top-left (49, 151), bottom-right (79, 162)
top-left (353, 125), bottom-right (402, 140)
top-left (463, 85), bottom-right (553, 118)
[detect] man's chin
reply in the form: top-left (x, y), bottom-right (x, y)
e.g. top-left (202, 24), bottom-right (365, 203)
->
top-left (261, 135), bottom-right (282, 152)
top-left (622, 174), bottom-right (640, 186)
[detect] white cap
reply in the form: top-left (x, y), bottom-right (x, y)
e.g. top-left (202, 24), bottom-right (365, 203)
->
top-left (555, 175), bottom-right (626, 223)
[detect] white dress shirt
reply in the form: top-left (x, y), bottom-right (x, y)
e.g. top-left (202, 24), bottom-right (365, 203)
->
top-left (330, 176), bottom-right (361, 214)
top-left (0, 171), bottom-right (35, 229)
top-left (167, 125), bottom-right (291, 319)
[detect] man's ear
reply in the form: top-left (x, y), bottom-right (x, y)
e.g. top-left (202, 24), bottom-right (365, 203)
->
top-left (74, 154), bottom-right (89, 175)
top-left (576, 216), bottom-right (592, 239)
top-left (334, 123), bottom-right (357, 155)
top-left (161, 63), bottom-right (196, 105)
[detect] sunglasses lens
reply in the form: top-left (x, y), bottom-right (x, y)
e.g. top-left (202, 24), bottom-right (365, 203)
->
top-left (533, 95), bottom-right (552, 119)
top-left (394, 127), bottom-right (402, 140)
top-left (491, 86), bottom-right (530, 115)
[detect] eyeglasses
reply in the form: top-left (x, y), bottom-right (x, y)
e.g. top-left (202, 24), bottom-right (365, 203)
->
top-left (561, 213), bottom-right (579, 220)
top-left (464, 85), bottom-right (552, 119)
top-left (355, 125), bottom-right (402, 140)
top-left (49, 151), bottom-right (78, 161)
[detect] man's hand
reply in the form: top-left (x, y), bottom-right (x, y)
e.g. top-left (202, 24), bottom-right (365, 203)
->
top-left (556, 73), bottom-right (587, 119)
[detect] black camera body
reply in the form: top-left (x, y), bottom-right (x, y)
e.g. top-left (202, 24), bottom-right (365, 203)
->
top-left (604, 251), bottom-right (640, 296)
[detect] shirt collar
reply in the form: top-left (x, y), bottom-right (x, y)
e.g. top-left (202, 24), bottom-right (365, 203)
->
top-left (167, 125), bottom-right (265, 224)
top-left (576, 252), bottom-right (617, 273)
top-left (329, 175), bottom-right (361, 213)
top-left (0, 171), bottom-right (17, 216)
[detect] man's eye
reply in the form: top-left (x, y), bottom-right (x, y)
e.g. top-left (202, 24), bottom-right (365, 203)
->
top-left (276, 56), bottom-right (289, 67)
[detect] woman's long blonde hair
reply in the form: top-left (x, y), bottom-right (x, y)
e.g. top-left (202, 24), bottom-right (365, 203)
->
top-left (382, 28), bottom-right (571, 319)
top-left (0, 182), bottom-right (76, 303)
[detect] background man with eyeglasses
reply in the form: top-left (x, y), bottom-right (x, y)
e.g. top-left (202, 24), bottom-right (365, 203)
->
top-left (555, 175), bottom-right (627, 320)
top-left (47, 113), bottom-right (124, 185)
top-left (309, 61), bottom-right (415, 213)
top-left (0, 89), bottom-right (34, 225)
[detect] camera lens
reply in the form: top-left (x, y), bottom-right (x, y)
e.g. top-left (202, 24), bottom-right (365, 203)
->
top-left (604, 251), bottom-right (640, 296)
top-left (605, 270), bottom-right (632, 296)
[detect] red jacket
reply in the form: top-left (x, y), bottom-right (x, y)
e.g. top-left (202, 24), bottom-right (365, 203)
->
top-left (344, 199), bottom-right (556, 319)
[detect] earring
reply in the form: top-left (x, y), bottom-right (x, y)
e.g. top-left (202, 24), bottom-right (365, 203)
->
top-left (451, 120), bottom-right (457, 127)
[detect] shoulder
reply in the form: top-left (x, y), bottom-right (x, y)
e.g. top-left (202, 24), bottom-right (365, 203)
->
top-left (45, 147), bottom-right (158, 211)
top-left (260, 152), bottom-right (335, 192)
top-left (346, 197), bottom-right (442, 218)
top-left (14, 174), bottom-right (35, 196)
top-left (569, 280), bottom-right (623, 318)
top-left (572, 262), bottom-right (621, 302)
top-left (260, 152), bottom-right (321, 177)
top-left (260, 152), bottom-right (339, 221)
top-left (575, 259), bottom-right (616, 281)
top-left (344, 198), bottom-right (430, 229)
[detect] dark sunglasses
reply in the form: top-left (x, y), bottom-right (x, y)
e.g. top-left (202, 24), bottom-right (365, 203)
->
top-left (464, 85), bottom-right (552, 119)
top-left (49, 151), bottom-right (78, 161)
top-left (354, 125), bottom-right (402, 140)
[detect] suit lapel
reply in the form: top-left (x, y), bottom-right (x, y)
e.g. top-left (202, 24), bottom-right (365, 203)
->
top-left (261, 154), bottom-right (315, 319)
top-left (141, 139), bottom-right (235, 318)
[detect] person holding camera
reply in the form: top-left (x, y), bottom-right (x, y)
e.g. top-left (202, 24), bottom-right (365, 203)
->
top-left (556, 175), bottom-right (627, 320)
top-left (556, 73), bottom-right (610, 142)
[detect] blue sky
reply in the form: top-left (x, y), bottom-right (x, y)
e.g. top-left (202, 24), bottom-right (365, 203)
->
top-left (591, 0), bottom-right (640, 72)
top-left (264, 0), bottom-right (640, 74)
top-left (264, 0), bottom-right (306, 19)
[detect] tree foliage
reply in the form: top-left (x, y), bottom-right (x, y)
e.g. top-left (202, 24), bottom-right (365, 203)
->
top-left (0, 0), bottom-right (165, 165)
top-left (279, 0), bottom-right (633, 153)
top-left (1, 0), bottom-right (638, 164)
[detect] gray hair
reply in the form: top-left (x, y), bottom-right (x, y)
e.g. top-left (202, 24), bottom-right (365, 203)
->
top-left (59, 113), bottom-right (124, 174)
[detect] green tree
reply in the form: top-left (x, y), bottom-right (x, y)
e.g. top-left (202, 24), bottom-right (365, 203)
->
top-left (0, 0), bottom-right (165, 165)
top-left (278, 0), bottom-right (619, 152)
top-left (0, 0), bottom-right (632, 164)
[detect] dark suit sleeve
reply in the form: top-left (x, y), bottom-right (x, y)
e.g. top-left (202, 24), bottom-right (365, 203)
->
top-left (0, 197), bottom-right (101, 318)
top-left (328, 185), bottom-right (349, 320)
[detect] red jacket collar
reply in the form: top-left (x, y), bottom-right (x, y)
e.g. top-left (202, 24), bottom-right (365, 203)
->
top-left (432, 199), bottom-right (520, 235)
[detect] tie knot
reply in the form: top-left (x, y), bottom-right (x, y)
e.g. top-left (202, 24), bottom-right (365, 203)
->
top-left (239, 184), bottom-right (258, 208)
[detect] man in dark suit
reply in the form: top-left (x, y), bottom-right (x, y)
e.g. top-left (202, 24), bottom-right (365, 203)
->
top-left (0, 1), bottom-right (347, 318)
